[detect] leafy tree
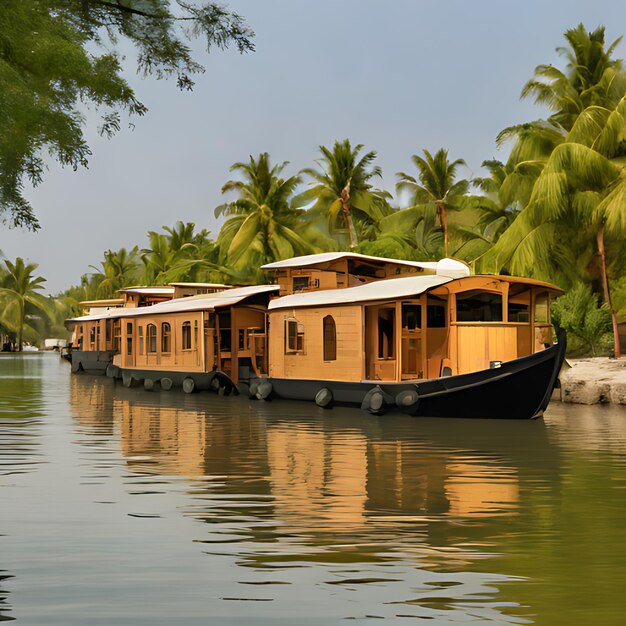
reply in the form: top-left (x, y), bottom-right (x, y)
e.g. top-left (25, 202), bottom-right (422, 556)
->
top-left (0, 257), bottom-right (48, 350)
top-left (215, 153), bottom-right (317, 277)
top-left (520, 23), bottom-right (625, 131)
top-left (89, 247), bottom-right (140, 297)
top-left (296, 139), bottom-right (391, 249)
top-left (396, 148), bottom-right (469, 257)
top-left (1, 0), bottom-right (253, 230)
top-left (551, 283), bottom-right (613, 355)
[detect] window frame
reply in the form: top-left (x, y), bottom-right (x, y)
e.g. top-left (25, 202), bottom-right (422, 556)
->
top-left (323, 315), bottom-right (337, 361)
top-left (181, 321), bottom-right (192, 351)
top-left (161, 322), bottom-right (171, 353)
top-left (146, 323), bottom-right (157, 353)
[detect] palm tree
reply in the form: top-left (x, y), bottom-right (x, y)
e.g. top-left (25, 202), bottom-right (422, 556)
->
top-left (215, 153), bottom-right (317, 275)
top-left (89, 247), bottom-right (139, 297)
top-left (484, 95), bottom-right (626, 357)
top-left (396, 148), bottom-right (469, 257)
top-left (520, 23), bottom-right (625, 131)
top-left (0, 258), bottom-right (48, 351)
top-left (296, 139), bottom-right (391, 249)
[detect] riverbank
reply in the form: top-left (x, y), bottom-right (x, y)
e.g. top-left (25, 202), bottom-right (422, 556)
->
top-left (559, 358), bottom-right (626, 405)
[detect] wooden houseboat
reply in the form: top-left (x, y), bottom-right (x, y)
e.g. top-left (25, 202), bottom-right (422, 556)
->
top-left (258, 253), bottom-right (566, 419)
top-left (67, 284), bottom-right (278, 390)
top-left (67, 284), bottom-right (228, 374)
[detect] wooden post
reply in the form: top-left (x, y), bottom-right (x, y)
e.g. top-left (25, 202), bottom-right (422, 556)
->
top-left (395, 301), bottom-right (402, 382)
top-left (420, 294), bottom-right (428, 379)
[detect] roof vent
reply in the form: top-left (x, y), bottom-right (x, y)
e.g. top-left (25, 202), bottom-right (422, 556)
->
top-left (436, 258), bottom-right (470, 278)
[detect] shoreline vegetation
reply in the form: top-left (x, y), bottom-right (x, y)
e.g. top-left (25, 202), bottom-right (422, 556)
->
top-left (1, 24), bottom-right (626, 359)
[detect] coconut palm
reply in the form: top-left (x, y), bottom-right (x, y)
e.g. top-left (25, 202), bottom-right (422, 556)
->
top-left (215, 153), bottom-right (316, 275)
top-left (89, 247), bottom-right (140, 297)
top-left (296, 139), bottom-right (391, 249)
top-left (484, 95), bottom-right (626, 356)
top-left (0, 258), bottom-right (48, 351)
top-left (520, 23), bottom-right (625, 131)
top-left (396, 148), bottom-right (469, 257)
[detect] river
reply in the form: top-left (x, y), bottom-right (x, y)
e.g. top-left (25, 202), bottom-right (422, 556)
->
top-left (1, 353), bottom-right (625, 625)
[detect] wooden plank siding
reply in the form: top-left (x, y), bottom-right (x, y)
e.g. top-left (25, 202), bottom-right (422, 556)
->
top-left (269, 306), bottom-right (364, 381)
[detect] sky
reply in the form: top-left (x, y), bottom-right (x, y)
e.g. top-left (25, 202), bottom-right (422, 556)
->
top-left (3, 0), bottom-right (626, 293)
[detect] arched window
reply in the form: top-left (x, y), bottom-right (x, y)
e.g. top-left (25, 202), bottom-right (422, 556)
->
top-left (182, 321), bottom-right (192, 350)
top-left (323, 315), bottom-right (336, 361)
top-left (147, 324), bottom-right (157, 353)
top-left (161, 322), bottom-right (171, 353)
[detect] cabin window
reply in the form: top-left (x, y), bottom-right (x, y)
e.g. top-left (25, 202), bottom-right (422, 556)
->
top-left (402, 305), bottom-right (421, 330)
top-left (285, 318), bottom-right (304, 353)
top-left (194, 320), bottom-right (198, 350)
top-left (113, 320), bottom-right (121, 352)
top-left (509, 288), bottom-right (531, 322)
top-left (427, 303), bottom-right (446, 327)
top-left (323, 316), bottom-right (336, 361)
top-left (147, 324), bottom-right (157, 353)
top-left (534, 291), bottom-right (550, 323)
top-left (377, 309), bottom-right (395, 359)
top-left (95, 324), bottom-right (101, 350)
top-left (182, 321), bottom-right (192, 350)
top-left (218, 312), bottom-right (231, 352)
top-left (138, 326), bottom-right (144, 355)
top-left (161, 323), bottom-right (171, 353)
top-left (89, 326), bottom-right (96, 349)
top-left (293, 276), bottom-right (310, 292)
top-left (456, 290), bottom-right (503, 322)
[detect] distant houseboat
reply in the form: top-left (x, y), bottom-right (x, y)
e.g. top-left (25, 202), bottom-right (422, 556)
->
top-left (66, 253), bottom-right (566, 419)
top-left (67, 285), bottom-right (278, 389)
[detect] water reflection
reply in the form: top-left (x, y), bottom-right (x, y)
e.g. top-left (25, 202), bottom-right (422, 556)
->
top-left (67, 377), bottom-right (551, 622)
top-left (0, 569), bottom-right (15, 622)
top-left (62, 372), bottom-right (626, 625)
top-left (0, 355), bottom-right (44, 476)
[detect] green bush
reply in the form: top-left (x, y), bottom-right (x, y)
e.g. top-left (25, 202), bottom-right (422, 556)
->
top-left (551, 284), bottom-right (613, 356)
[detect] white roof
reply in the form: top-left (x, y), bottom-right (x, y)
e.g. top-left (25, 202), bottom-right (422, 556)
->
top-left (261, 252), bottom-right (439, 272)
top-left (118, 287), bottom-right (175, 295)
top-left (269, 274), bottom-right (453, 310)
top-left (168, 282), bottom-right (232, 289)
top-left (67, 285), bottom-right (279, 323)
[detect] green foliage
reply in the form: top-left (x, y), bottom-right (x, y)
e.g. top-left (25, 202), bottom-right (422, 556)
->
top-left (0, 0), bottom-right (253, 230)
top-left (0, 257), bottom-right (49, 350)
top-left (215, 153), bottom-right (318, 278)
top-left (296, 139), bottom-right (392, 248)
top-left (396, 148), bottom-right (469, 257)
top-left (551, 284), bottom-right (613, 356)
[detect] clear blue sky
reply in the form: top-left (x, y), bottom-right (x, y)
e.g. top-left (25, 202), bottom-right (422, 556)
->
top-left (3, 0), bottom-right (626, 292)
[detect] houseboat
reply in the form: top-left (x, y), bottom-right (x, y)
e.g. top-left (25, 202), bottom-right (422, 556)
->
top-left (259, 253), bottom-right (566, 419)
top-left (67, 283), bottom-right (229, 374)
top-left (67, 284), bottom-right (278, 390)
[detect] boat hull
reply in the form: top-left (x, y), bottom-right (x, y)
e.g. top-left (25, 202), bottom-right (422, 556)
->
top-left (70, 350), bottom-right (117, 374)
top-left (267, 330), bottom-right (566, 420)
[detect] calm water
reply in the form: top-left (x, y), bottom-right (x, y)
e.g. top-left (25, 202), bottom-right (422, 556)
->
top-left (1, 354), bottom-right (626, 625)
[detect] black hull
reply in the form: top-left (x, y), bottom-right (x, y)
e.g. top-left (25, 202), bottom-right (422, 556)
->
top-left (268, 330), bottom-right (567, 420)
top-left (70, 350), bottom-right (116, 374)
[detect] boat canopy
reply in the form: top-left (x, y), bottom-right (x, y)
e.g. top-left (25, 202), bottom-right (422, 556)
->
top-left (268, 274), bottom-right (453, 310)
top-left (261, 252), bottom-right (469, 278)
top-left (117, 286), bottom-right (175, 295)
top-left (66, 285), bottom-right (279, 323)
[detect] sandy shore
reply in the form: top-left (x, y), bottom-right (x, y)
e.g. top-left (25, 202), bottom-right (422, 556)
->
top-left (558, 358), bottom-right (626, 405)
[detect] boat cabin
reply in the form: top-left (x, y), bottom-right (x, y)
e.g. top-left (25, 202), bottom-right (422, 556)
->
top-left (265, 255), bottom-right (562, 384)
top-left (66, 285), bottom-right (278, 383)
top-left (262, 252), bottom-right (454, 295)
top-left (119, 286), bottom-right (176, 308)
top-left (169, 282), bottom-right (233, 299)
